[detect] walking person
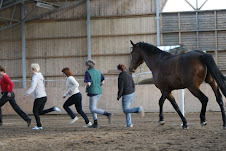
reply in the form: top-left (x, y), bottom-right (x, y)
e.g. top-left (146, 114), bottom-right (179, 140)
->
top-left (0, 66), bottom-right (31, 127)
top-left (84, 60), bottom-right (112, 128)
top-left (23, 63), bottom-right (61, 130)
top-left (62, 67), bottom-right (92, 127)
top-left (117, 64), bottom-right (145, 128)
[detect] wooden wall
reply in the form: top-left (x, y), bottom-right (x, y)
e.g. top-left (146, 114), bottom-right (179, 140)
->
top-left (1, 0), bottom-right (165, 88)
top-left (161, 10), bottom-right (226, 74)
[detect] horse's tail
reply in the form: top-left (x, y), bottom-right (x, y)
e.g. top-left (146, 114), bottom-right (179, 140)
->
top-left (202, 53), bottom-right (226, 97)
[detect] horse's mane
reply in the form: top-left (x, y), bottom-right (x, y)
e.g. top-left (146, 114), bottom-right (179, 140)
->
top-left (137, 42), bottom-right (163, 54)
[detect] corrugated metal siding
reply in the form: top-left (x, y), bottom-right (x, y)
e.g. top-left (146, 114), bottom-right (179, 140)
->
top-left (217, 31), bottom-right (226, 49)
top-left (199, 32), bottom-right (215, 50)
top-left (162, 13), bottom-right (178, 32)
top-left (218, 51), bottom-right (226, 70)
top-left (180, 12), bottom-right (196, 31)
top-left (216, 10), bottom-right (226, 29)
top-left (161, 10), bottom-right (226, 74)
top-left (162, 33), bottom-right (179, 45)
top-left (181, 33), bottom-right (197, 50)
top-left (198, 12), bottom-right (215, 31)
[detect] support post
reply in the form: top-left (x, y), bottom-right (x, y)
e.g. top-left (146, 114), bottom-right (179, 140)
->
top-left (181, 89), bottom-right (185, 116)
top-left (0, 0), bottom-right (3, 8)
top-left (21, 1), bottom-right (26, 88)
top-left (86, 0), bottom-right (91, 60)
top-left (156, 0), bottom-right (160, 46)
top-left (196, 0), bottom-right (198, 9)
top-left (214, 11), bottom-right (218, 66)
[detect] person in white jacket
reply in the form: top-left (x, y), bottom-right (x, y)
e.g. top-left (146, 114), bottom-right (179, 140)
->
top-left (62, 67), bottom-right (91, 128)
top-left (23, 63), bottom-right (61, 130)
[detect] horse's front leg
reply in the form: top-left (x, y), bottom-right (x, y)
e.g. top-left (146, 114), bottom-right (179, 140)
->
top-left (164, 91), bottom-right (188, 129)
top-left (158, 94), bottom-right (166, 125)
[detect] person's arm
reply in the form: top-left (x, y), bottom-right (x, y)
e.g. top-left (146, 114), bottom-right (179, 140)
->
top-left (84, 71), bottom-right (91, 88)
top-left (117, 76), bottom-right (124, 100)
top-left (101, 74), bottom-right (105, 86)
top-left (4, 76), bottom-right (14, 93)
top-left (24, 76), bottom-right (38, 96)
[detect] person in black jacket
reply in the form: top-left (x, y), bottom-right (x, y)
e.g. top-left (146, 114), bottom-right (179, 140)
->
top-left (117, 64), bottom-right (145, 127)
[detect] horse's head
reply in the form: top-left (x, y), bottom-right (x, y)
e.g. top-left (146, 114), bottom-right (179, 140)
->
top-left (129, 40), bottom-right (144, 73)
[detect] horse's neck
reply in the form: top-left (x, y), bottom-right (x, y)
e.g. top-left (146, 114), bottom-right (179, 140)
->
top-left (141, 50), bottom-right (170, 72)
top-left (141, 52), bottom-right (159, 72)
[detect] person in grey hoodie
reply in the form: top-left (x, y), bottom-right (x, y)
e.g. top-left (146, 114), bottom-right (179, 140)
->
top-left (23, 63), bottom-right (61, 130)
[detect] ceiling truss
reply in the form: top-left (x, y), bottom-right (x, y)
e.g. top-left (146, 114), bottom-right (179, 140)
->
top-left (0, 0), bottom-right (85, 31)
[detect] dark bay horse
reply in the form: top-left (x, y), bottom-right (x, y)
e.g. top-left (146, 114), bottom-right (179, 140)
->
top-left (129, 41), bottom-right (226, 129)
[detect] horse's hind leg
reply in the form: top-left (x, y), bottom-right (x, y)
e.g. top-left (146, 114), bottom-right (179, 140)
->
top-left (163, 91), bottom-right (187, 129)
top-left (187, 87), bottom-right (208, 126)
top-left (207, 79), bottom-right (226, 129)
top-left (158, 94), bottom-right (166, 125)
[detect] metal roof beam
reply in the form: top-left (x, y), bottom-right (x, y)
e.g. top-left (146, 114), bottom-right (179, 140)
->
top-left (0, 0), bottom-right (85, 31)
top-left (0, 0), bottom-right (24, 11)
top-left (0, 0), bottom-right (4, 8)
top-left (0, 16), bottom-right (20, 22)
top-left (184, 0), bottom-right (196, 10)
top-left (199, 0), bottom-right (208, 10)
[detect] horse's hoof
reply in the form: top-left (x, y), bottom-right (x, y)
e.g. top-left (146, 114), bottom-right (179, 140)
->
top-left (201, 122), bottom-right (207, 127)
top-left (158, 121), bottom-right (165, 126)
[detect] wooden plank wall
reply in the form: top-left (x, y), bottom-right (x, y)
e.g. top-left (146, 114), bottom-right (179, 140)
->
top-left (0, 0), bottom-right (168, 88)
top-left (0, 22), bottom-right (22, 87)
top-left (161, 10), bottom-right (226, 74)
top-left (25, 0), bottom-right (158, 88)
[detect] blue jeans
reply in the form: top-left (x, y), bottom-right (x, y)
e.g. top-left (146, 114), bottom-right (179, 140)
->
top-left (122, 93), bottom-right (142, 126)
top-left (89, 95), bottom-right (105, 120)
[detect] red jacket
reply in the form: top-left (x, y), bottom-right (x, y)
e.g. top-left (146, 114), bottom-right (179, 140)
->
top-left (0, 74), bottom-right (14, 93)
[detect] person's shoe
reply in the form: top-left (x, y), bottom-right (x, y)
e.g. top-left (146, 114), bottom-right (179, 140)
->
top-left (83, 122), bottom-right (92, 128)
top-left (89, 124), bottom-right (100, 128)
top-left (32, 126), bottom-right (43, 130)
top-left (124, 124), bottom-right (133, 128)
top-left (139, 107), bottom-right (145, 117)
top-left (69, 117), bottom-right (79, 124)
top-left (53, 106), bottom-right (62, 112)
top-left (27, 118), bottom-right (32, 127)
top-left (107, 113), bottom-right (112, 124)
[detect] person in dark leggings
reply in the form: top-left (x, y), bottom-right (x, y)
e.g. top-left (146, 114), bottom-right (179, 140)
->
top-left (23, 63), bottom-right (61, 130)
top-left (62, 67), bottom-right (91, 127)
top-left (0, 66), bottom-right (31, 127)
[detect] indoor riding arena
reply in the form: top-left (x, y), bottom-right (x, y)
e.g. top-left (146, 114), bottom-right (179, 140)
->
top-left (0, 0), bottom-right (226, 151)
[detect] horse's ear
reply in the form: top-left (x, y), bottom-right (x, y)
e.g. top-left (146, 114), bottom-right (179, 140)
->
top-left (130, 40), bottom-right (135, 46)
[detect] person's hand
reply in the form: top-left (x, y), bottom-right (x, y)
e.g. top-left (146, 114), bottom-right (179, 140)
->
top-left (68, 90), bottom-right (72, 95)
top-left (23, 95), bottom-right (27, 100)
top-left (117, 97), bottom-right (120, 101)
top-left (7, 93), bottom-right (12, 97)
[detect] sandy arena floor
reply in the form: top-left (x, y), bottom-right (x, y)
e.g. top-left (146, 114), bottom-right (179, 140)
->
top-left (0, 112), bottom-right (225, 151)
